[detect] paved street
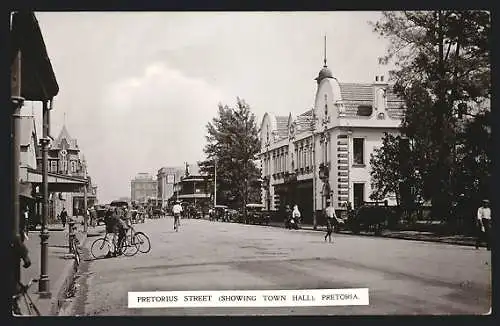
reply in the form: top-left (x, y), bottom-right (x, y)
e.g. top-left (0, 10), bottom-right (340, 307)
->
top-left (63, 218), bottom-right (491, 316)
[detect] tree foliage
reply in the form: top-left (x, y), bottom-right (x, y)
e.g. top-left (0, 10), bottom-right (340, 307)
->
top-left (371, 11), bottom-right (491, 222)
top-left (199, 98), bottom-right (261, 210)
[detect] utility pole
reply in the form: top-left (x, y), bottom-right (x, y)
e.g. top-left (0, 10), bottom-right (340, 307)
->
top-left (11, 46), bottom-right (23, 289)
top-left (214, 160), bottom-right (217, 207)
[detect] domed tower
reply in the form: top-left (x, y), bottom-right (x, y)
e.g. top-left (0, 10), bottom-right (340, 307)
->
top-left (315, 35), bottom-right (334, 84)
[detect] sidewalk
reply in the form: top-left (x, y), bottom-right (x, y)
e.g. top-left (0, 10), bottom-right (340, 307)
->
top-left (21, 222), bottom-right (87, 316)
top-left (267, 222), bottom-right (480, 247)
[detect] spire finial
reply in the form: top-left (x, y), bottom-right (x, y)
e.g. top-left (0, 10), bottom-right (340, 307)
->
top-left (323, 34), bottom-right (327, 67)
top-left (64, 112), bottom-right (67, 125)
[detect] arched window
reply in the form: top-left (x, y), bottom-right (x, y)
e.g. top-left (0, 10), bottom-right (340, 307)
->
top-left (376, 88), bottom-right (386, 110)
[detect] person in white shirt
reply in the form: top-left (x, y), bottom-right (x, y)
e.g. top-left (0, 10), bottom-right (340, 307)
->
top-left (292, 205), bottom-right (301, 224)
top-left (476, 199), bottom-right (491, 250)
top-left (324, 202), bottom-right (337, 243)
top-left (23, 206), bottom-right (29, 241)
top-left (172, 201), bottom-right (183, 232)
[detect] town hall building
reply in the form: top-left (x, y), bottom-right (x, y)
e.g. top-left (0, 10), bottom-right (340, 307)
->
top-left (259, 48), bottom-right (405, 225)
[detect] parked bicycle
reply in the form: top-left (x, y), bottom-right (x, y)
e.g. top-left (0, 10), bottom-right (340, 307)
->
top-left (66, 221), bottom-right (81, 265)
top-left (12, 279), bottom-right (41, 316)
top-left (90, 230), bottom-right (139, 259)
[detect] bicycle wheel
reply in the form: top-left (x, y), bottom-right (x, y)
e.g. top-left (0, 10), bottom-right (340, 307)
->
top-left (91, 238), bottom-right (112, 259)
top-left (122, 236), bottom-right (139, 256)
top-left (133, 232), bottom-right (151, 253)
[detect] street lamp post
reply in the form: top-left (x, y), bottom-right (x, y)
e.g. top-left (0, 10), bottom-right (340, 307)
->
top-left (39, 99), bottom-right (52, 297)
top-left (214, 160), bottom-right (217, 207)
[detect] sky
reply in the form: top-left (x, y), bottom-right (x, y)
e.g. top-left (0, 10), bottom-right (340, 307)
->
top-left (26, 11), bottom-right (395, 203)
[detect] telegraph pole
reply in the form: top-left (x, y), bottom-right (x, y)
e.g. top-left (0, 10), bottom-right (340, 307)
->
top-left (214, 160), bottom-right (217, 207)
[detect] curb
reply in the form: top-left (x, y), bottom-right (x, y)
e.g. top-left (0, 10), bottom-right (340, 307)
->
top-left (48, 231), bottom-right (87, 316)
top-left (266, 223), bottom-right (478, 247)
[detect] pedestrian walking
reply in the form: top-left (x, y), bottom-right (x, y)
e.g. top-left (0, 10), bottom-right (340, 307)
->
top-left (59, 207), bottom-right (68, 228)
top-left (476, 199), bottom-right (491, 250)
top-left (292, 205), bottom-right (301, 223)
top-left (23, 206), bottom-right (30, 238)
top-left (324, 201), bottom-right (337, 243)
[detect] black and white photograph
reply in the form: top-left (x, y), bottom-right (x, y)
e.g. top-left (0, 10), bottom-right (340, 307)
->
top-left (8, 10), bottom-right (491, 316)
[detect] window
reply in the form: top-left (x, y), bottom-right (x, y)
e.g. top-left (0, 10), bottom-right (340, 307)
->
top-left (50, 161), bottom-right (57, 173)
top-left (353, 138), bottom-right (364, 165)
top-left (324, 139), bottom-right (328, 164)
top-left (357, 105), bottom-right (373, 116)
top-left (353, 183), bottom-right (365, 209)
top-left (71, 161), bottom-right (76, 173)
top-left (303, 146), bottom-right (306, 168)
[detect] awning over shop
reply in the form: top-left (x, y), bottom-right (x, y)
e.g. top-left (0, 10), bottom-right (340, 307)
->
top-left (182, 178), bottom-right (206, 182)
top-left (10, 11), bottom-right (59, 101)
top-left (20, 182), bottom-right (33, 198)
top-left (20, 167), bottom-right (87, 193)
top-left (178, 194), bottom-right (211, 199)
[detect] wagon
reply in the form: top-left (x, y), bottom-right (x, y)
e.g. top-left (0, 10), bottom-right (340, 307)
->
top-left (245, 204), bottom-right (270, 225)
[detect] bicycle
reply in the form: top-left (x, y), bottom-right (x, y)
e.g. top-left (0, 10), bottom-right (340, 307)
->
top-left (12, 279), bottom-right (41, 316)
top-left (90, 230), bottom-right (139, 259)
top-left (66, 222), bottom-right (81, 265)
top-left (174, 214), bottom-right (180, 232)
top-left (126, 223), bottom-right (151, 254)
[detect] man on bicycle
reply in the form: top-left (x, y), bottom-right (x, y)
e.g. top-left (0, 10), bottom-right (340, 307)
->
top-left (172, 201), bottom-right (183, 231)
top-left (104, 208), bottom-right (128, 257)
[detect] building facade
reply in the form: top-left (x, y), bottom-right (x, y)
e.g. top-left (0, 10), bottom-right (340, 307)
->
top-left (259, 57), bottom-right (405, 224)
top-left (157, 167), bottom-right (184, 208)
top-left (172, 175), bottom-right (211, 212)
top-left (130, 173), bottom-right (157, 204)
top-left (38, 125), bottom-right (98, 219)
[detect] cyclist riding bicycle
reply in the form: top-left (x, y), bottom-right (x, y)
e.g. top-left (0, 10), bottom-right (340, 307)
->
top-left (172, 201), bottom-right (183, 231)
top-left (104, 208), bottom-right (128, 257)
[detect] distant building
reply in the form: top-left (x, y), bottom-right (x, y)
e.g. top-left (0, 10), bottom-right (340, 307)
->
top-left (130, 173), bottom-right (157, 204)
top-left (170, 162), bottom-right (211, 211)
top-left (157, 167), bottom-right (184, 208)
top-left (40, 125), bottom-right (98, 218)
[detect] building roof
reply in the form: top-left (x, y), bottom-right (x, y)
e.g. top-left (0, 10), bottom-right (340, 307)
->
top-left (296, 112), bottom-right (313, 131)
top-left (339, 83), bottom-right (403, 103)
top-left (52, 125), bottom-right (79, 150)
top-left (274, 115), bottom-right (289, 139)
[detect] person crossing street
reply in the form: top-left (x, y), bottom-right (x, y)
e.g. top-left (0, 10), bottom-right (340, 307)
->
top-left (324, 201), bottom-right (337, 243)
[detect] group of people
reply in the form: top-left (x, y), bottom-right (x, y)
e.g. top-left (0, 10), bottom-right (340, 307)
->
top-left (283, 201), bottom-right (344, 242)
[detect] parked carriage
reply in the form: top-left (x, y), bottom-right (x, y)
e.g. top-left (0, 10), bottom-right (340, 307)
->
top-left (244, 203), bottom-right (270, 225)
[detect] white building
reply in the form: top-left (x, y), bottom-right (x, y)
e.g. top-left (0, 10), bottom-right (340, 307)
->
top-left (259, 54), bottom-right (405, 224)
top-left (157, 166), bottom-right (184, 208)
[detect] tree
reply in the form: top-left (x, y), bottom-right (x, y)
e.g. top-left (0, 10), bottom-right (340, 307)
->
top-left (199, 98), bottom-right (261, 212)
top-left (371, 11), bottom-right (491, 223)
top-left (370, 133), bottom-right (423, 211)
